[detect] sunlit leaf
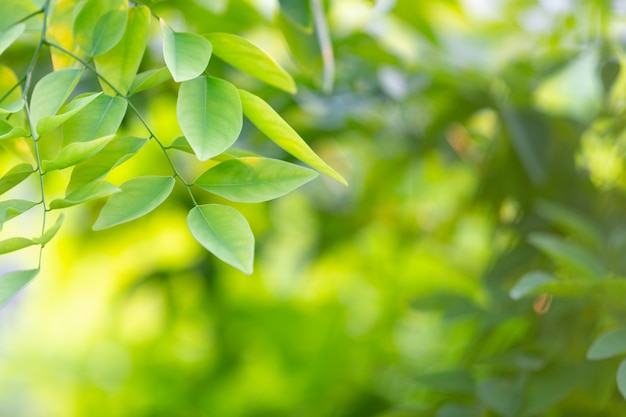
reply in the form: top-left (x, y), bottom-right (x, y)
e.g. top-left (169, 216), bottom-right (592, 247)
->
top-left (510, 271), bottom-right (555, 300)
top-left (48, 0), bottom-right (84, 70)
top-left (161, 19), bottom-right (212, 82)
top-left (0, 120), bottom-right (27, 141)
top-left (93, 176), bottom-right (175, 230)
top-left (0, 237), bottom-right (35, 255)
top-left (30, 68), bottom-right (82, 134)
top-left (0, 163), bottom-right (34, 196)
top-left (128, 67), bottom-right (171, 96)
top-left (177, 76), bottom-right (242, 160)
top-left (42, 135), bottom-right (113, 172)
top-left (50, 181), bottom-right (119, 209)
top-left (0, 199), bottom-right (38, 231)
top-left (0, 269), bottom-right (38, 306)
top-left (67, 136), bottom-right (147, 192)
top-left (528, 233), bottom-right (607, 279)
top-left (72, 0), bottom-right (128, 56)
top-left (36, 92), bottom-right (101, 136)
top-left (32, 213), bottom-right (65, 245)
top-left (187, 204), bottom-right (254, 274)
top-left (63, 94), bottom-right (127, 143)
top-left (587, 327), bottom-right (626, 360)
top-left (204, 32), bottom-right (296, 93)
top-left (238, 89), bottom-right (347, 185)
top-left (0, 23), bottom-right (24, 56)
top-left (194, 157), bottom-right (317, 202)
top-left (94, 5), bottom-right (150, 95)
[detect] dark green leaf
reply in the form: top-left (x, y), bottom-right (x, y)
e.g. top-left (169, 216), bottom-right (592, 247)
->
top-left (93, 176), bottom-right (175, 230)
top-left (177, 76), bottom-right (242, 160)
top-left (187, 204), bottom-right (254, 274)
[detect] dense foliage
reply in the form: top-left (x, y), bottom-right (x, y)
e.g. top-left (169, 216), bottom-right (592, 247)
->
top-left (3, 0), bottom-right (626, 416)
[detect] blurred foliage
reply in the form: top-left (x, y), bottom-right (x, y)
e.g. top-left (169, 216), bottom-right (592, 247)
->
top-left (4, 0), bottom-right (626, 416)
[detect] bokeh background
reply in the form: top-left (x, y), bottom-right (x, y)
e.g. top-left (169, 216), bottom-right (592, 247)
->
top-left (3, 0), bottom-right (626, 415)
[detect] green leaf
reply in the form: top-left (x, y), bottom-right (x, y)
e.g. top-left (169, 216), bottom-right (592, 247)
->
top-left (0, 199), bottom-right (38, 231)
top-left (510, 271), bottom-right (556, 300)
top-left (519, 366), bottom-right (577, 417)
top-left (477, 378), bottom-right (523, 417)
top-left (32, 213), bottom-right (65, 245)
top-left (204, 33), bottom-right (296, 93)
top-left (587, 327), bottom-right (626, 360)
top-left (50, 181), bottom-right (119, 209)
top-left (416, 370), bottom-right (475, 394)
top-left (93, 176), bottom-right (175, 230)
top-left (0, 0), bottom-right (37, 32)
top-left (238, 89), bottom-right (347, 185)
top-left (0, 65), bottom-right (22, 113)
top-left (168, 136), bottom-right (194, 154)
top-left (0, 22), bottom-right (24, 56)
top-left (617, 360), bottom-right (626, 400)
top-left (0, 237), bottom-right (35, 255)
top-left (30, 68), bottom-right (82, 134)
top-left (67, 136), bottom-right (147, 192)
top-left (0, 98), bottom-right (24, 114)
top-left (187, 204), bottom-right (254, 274)
top-left (278, 0), bottom-right (312, 30)
top-left (0, 120), bottom-right (27, 141)
top-left (42, 135), bottom-right (114, 172)
top-left (528, 232), bottom-right (607, 279)
top-left (534, 199), bottom-right (603, 248)
top-left (72, 0), bottom-right (128, 56)
top-left (36, 92), bottom-right (102, 136)
top-left (194, 157), bottom-right (318, 202)
top-left (177, 76), bottom-right (242, 160)
top-left (0, 269), bottom-right (38, 306)
top-left (94, 5), bottom-right (150, 95)
top-left (0, 163), bottom-right (34, 196)
top-left (128, 67), bottom-right (171, 96)
top-left (161, 19), bottom-right (212, 82)
top-left (63, 94), bottom-right (127, 144)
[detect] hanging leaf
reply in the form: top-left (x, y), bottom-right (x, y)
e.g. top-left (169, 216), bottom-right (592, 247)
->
top-left (94, 5), bottom-right (150, 95)
top-left (0, 237), bottom-right (36, 255)
top-left (204, 33), bottom-right (296, 93)
top-left (63, 94), bottom-right (127, 144)
top-left (50, 181), bottom-right (119, 209)
top-left (177, 76), bottom-right (242, 160)
top-left (93, 176), bottom-right (175, 230)
top-left (32, 213), bottom-right (65, 245)
top-left (36, 92), bottom-right (102, 136)
top-left (0, 269), bottom-right (38, 306)
top-left (587, 327), bottom-right (626, 360)
top-left (0, 199), bottom-right (38, 231)
top-left (128, 67), bottom-right (171, 96)
top-left (510, 271), bottom-right (556, 300)
top-left (161, 19), bottom-right (212, 82)
top-left (0, 120), bottom-right (27, 141)
top-left (48, 0), bottom-right (84, 70)
top-left (0, 163), bottom-right (34, 196)
top-left (29, 68), bottom-right (82, 133)
top-left (66, 136), bottom-right (147, 192)
top-left (42, 135), bottom-right (114, 172)
top-left (238, 89), bottom-right (347, 185)
top-left (187, 204), bottom-right (254, 274)
top-left (194, 157), bottom-right (318, 202)
top-left (72, 0), bottom-right (128, 57)
top-left (0, 22), bottom-right (24, 56)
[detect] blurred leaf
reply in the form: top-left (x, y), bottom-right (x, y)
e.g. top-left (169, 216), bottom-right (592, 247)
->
top-left (67, 136), bottom-right (147, 192)
top-left (187, 204), bottom-right (254, 274)
top-left (50, 181), bottom-right (119, 209)
top-left (528, 233), bottom-right (607, 279)
top-left (0, 199), bottom-right (38, 231)
top-left (0, 269), bottom-right (38, 306)
top-left (94, 5), bottom-right (150, 95)
top-left (436, 405), bottom-right (481, 417)
top-left (36, 92), bottom-right (102, 136)
top-left (93, 176), bottom-right (175, 230)
top-left (29, 68), bottom-right (82, 133)
top-left (0, 163), bottom-right (34, 196)
top-left (193, 157), bottom-right (318, 202)
top-left (519, 366), bottom-right (577, 416)
top-left (204, 32), bottom-right (296, 93)
top-left (534, 200), bottom-right (603, 248)
top-left (510, 271), bottom-right (555, 300)
top-left (277, 0), bottom-right (312, 30)
top-left (177, 76), bottom-right (242, 160)
top-left (42, 135), bottom-right (113, 172)
top-left (0, 22), bottom-right (24, 56)
top-left (0, 237), bottom-right (35, 255)
top-left (128, 68), bottom-right (171, 96)
top-left (63, 94), bottom-right (127, 143)
top-left (239, 89), bottom-right (347, 185)
top-left (48, 0), bottom-right (83, 70)
top-left (416, 370), bottom-right (475, 394)
top-left (0, 120), bottom-right (27, 141)
top-left (617, 360), bottom-right (626, 400)
top-left (32, 213), bottom-right (64, 245)
top-left (161, 19), bottom-right (212, 82)
top-left (587, 327), bottom-right (626, 360)
top-left (477, 378), bottom-right (523, 417)
top-left (72, 0), bottom-right (128, 56)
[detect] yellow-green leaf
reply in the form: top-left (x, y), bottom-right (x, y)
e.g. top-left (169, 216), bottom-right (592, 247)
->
top-left (161, 19), bottom-right (212, 82)
top-left (50, 181), bottom-right (119, 209)
top-left (42, 135), bottom-right (114, 172)
top-left (128, 68), bottom-right (171, 96)
top-left (32, 213), bottom-right (65, 245)
top-left (72, 0), bottom-right (128, 57)
top-left (0, 163), bottom-right (34, 196)
top-left (0, 269), bottom-right (38, 306)
top-left (0, 199), bottom-right (38, 231)
top-left (0, 22), bottom-right (24, 56)
top-left (30, 68), bottom-right (82, 134)
top-left (63, 94), bottom-right (127, 144)
top-left (0, 237), bottom-right (35, 255)
top-left (36, 92), bottom-right (102, 136)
